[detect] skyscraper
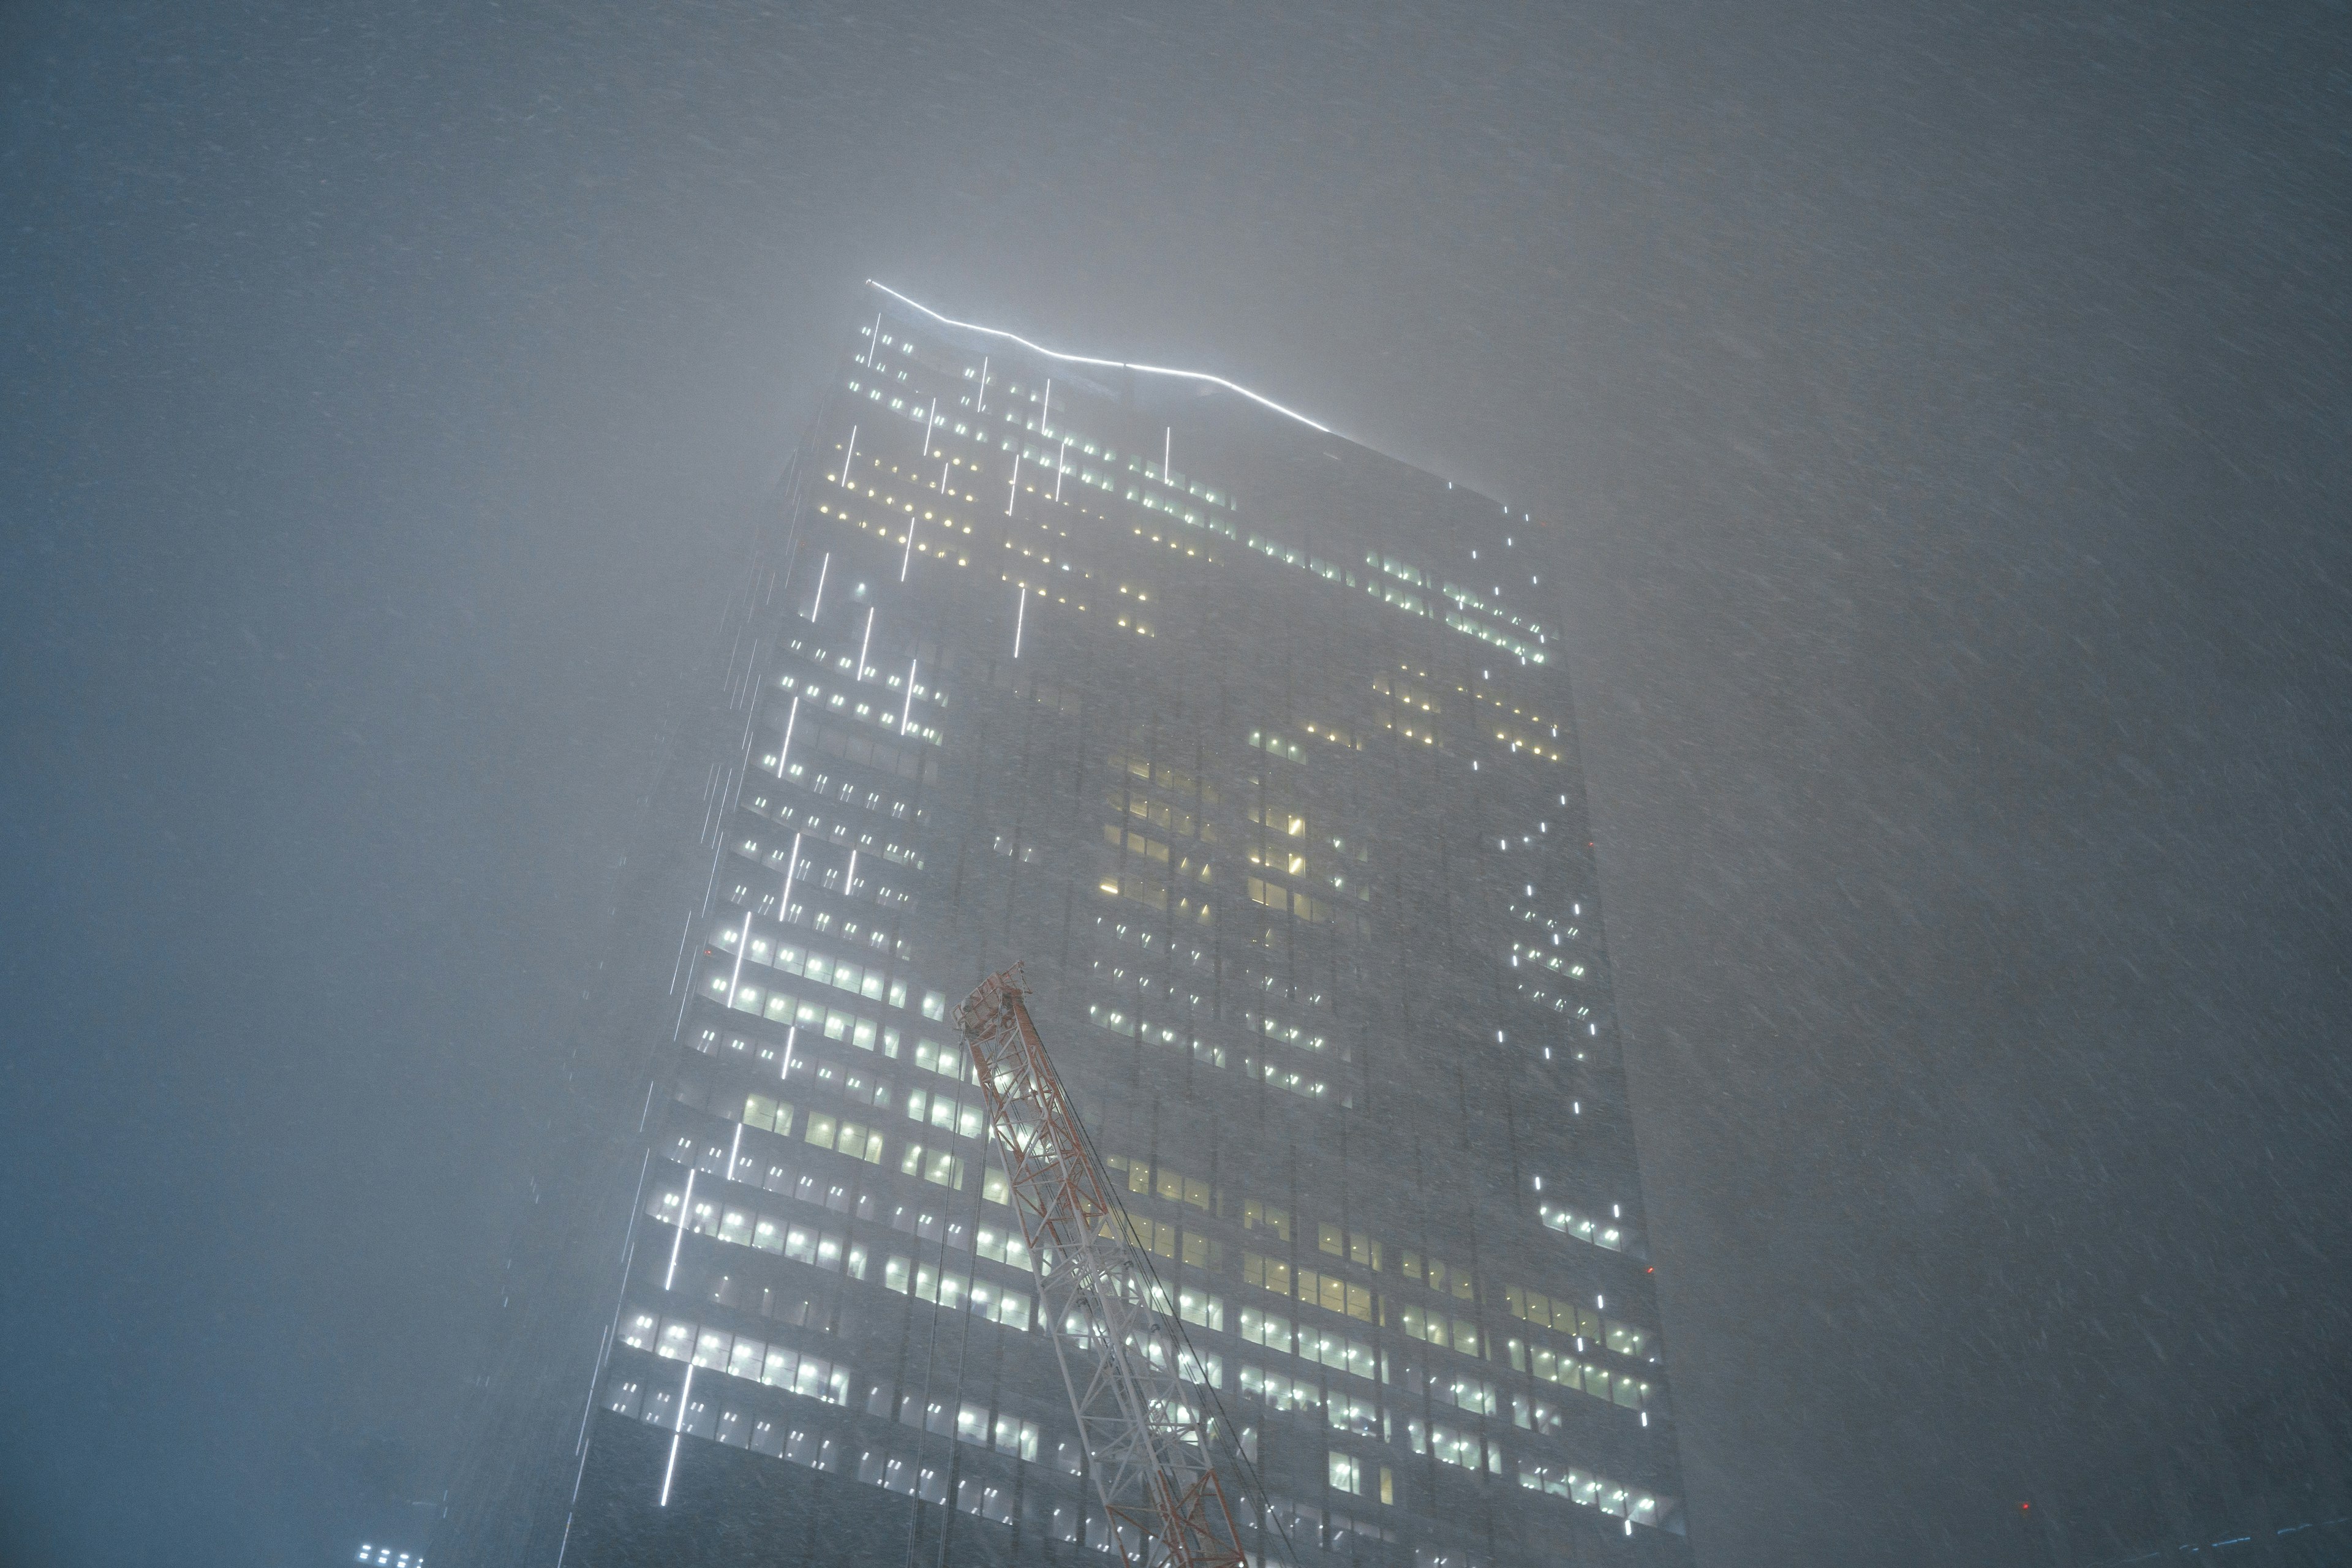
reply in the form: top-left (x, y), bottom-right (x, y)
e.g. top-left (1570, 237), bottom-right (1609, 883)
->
top-left (439, 285), bottom-right (1691, 1568)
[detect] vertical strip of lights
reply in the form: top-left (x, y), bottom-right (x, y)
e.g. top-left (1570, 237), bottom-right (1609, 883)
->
top-left (663, 1169), bottom-right (696, 1291)
top-left (723, 905), bottom-right (750, 1012)
top-left (1013, 586), bottom-right (1027, 658)
top-left (1054, 436), bottom-right (1068, 502)
top-left (1041, 377), bottom-right (1052, 434)
top-left (900, 658), bottom-right (919, 731)
top-left (1163, 426), bottom-right (1172, 483)
top-left (775, 696), bottom-right (800, 778)
top-left (865, 312), bottom-right (882, 366)
top-left (810, 553), bottom-right (831, 621)
top-left (780, 832), bottom-right (804, 926)
top-left (1006, 451), bottom-right (1020, 514)
top-left (858, 606), bottom-right (875, 678)
top-left (843, 850), bottom-right (859, 899)
top-left (658, 1363), bottom-right (695, 1506)
top-left (900, 514), bottom-right (918, 581)
top-left (668, 911), bottom-right (695, 995)
top-left (839, 427), bottom-right (857, 484)
top-left (975, 355), bottom-right (988, 412)
top-left (921, 397), bottom-right (935, 457)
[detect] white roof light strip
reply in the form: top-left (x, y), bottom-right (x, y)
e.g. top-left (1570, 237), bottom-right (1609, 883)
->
top-left (865, 280), bottom-right (1331, 434)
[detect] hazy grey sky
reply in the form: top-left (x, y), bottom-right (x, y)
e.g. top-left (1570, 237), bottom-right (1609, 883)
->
top-left (4, 2), bottom-right (2348, 1564)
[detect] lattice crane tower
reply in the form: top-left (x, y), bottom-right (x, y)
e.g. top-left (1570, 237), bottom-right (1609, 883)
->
top-left (953, 965), bottom-right (1251, 1568)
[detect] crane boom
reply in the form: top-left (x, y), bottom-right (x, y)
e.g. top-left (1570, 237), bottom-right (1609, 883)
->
top-left (954, 966), bottom-right (1250, 1568)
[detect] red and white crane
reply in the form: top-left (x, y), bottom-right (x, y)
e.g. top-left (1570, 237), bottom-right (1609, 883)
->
top-left (954, 966), bottom-right (1251, 1568)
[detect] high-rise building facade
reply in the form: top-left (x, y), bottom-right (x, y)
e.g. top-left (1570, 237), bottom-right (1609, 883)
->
top-left (439, 286), bottom-right (1691, 1568)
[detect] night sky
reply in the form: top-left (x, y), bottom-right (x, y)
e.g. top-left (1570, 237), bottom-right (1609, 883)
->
top-left (4, 2), bottom-right (2348, 1565)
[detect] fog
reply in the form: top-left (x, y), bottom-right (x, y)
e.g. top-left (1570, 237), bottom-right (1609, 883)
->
top-left (4, 2), bottom-right (2348, 1565)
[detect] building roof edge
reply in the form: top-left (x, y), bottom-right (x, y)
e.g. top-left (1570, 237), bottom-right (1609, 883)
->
top-left (865, 279), bottom-right (1333, 435)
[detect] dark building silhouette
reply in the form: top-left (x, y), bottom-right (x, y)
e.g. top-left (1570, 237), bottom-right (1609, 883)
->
top-left (437, 286), bottom-right (1691, 1568)
top-left (2021, 1366), bottom-right (2352, 1568)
